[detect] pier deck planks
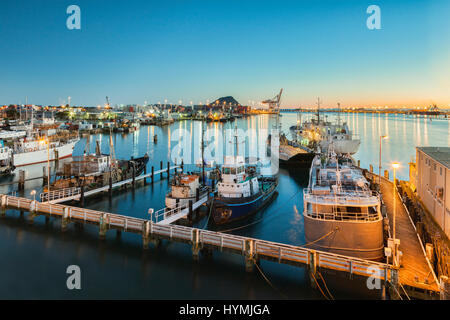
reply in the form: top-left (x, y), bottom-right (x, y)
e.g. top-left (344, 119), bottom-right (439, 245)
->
top-left (380, 178), bottom-right (439, 294)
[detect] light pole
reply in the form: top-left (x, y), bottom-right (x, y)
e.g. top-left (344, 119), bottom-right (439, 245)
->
top-left (392, 161), bottom-right (400, 266)
top-left (379, 135), bottom-right (388, 185)
top-left (30, 190), bottom-right (36, 202)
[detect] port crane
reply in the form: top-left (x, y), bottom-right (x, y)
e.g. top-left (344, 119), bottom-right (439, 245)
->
top-left (261, 88), bottom-right (283, 112)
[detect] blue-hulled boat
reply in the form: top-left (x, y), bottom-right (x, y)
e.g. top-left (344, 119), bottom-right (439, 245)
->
top-left (212, 154), bottom-right (277, 225)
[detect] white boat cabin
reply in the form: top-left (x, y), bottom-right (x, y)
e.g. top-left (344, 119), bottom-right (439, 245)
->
top-left (217, 156), bottom-right (259, 198)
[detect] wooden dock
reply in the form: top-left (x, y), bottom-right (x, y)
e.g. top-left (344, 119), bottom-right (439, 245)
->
top-left (40, 165), bottom-right (180, 204)
top-left (0, 193), bottom-right (402, 299)
top-left (378, 177), bottom-right (440, 298)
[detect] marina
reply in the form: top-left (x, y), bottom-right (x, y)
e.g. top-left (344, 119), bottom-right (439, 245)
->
top-left (1, 1), bottom-right (450, 304)
top-left (0, 111), bottom-right (448, 300)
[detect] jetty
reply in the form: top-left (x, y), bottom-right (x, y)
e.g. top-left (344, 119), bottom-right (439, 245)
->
top-left (0, 187), bottom-right (443, 300)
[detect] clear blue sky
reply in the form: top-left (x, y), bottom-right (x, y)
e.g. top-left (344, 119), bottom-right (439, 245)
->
top-left (0, 0), bottom-right (448, 107)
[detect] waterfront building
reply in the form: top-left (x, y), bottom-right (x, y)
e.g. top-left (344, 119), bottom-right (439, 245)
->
top-left (414, 147), bottom-right (450, 239)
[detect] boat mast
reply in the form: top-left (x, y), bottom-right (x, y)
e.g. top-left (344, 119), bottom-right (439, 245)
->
top-left (337, 102), bottom-right (341, 126)
top-left (316, 97), bottom-right (321, 124)
top-left (201, 120), bottom-right (205, 184)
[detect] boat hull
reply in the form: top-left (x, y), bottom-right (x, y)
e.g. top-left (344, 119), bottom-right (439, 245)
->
top-left (213, 179), bottom-right (277, 225)
top-left (303, 214), bottom-right (384, 261)
top-left (13, 140), bottom-right (79, 167)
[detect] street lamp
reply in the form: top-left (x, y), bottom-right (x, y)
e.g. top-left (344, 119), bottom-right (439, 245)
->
top-left (30, 190), bottom-right (36, 202)
top-left (379, 135), bottom-right (388, 185)
top-left (391, 161), bottom-right (400, 266)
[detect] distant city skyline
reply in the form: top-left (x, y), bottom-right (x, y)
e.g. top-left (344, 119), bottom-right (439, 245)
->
top-left (1, 0), bottom-right (449, 108)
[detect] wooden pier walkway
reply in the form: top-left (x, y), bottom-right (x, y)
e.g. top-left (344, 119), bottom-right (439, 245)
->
top-left (0, 193), bottom-right (401, 298)
top-left (40, 166), bottom-right (180, 204)
top-left (379, 177), bottom-right (440, 298)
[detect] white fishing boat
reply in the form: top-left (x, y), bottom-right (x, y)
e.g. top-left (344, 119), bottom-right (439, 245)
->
top-left (0, 145), bottom-right (15, 175)
top-left (290, 101), bottom-right (360, 155)
top-left (303, 151), bottom-right (384, 260)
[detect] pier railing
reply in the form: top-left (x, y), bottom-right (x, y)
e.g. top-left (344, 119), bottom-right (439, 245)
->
top-left (1, 193), bottom-right (393, 283)
top-left (40, 187), bottom-right (81, 202)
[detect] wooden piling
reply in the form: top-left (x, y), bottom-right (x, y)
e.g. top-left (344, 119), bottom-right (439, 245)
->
top-left (167, 162), bottom-right (170, 179)
top-left (309, 250), bottom-right (317, 288)
top-left (132, 163), bottom-right (136, 189)
top-left (42, 167), bottom-right (47, 186)
top-left (61, 207), bottom-right (70, 232)
top-left (440, 276), bottom-right (450, 300)
top-left (0, 195), bottom-right (6, 218)
top-left (151, 166), bottom-right (154, 184)
top-left (143, 166), bottom-right (147, 185)
top-left (181, 160), bottom-right (184, 173)
top-left (18, 170), bottom-right (25, 191)
top-left (384, 170), bottom-right (389, 180)
top-left (99, 213), bottom-right (108, 239)
top-left (160, 161), bottom-right (163, 179)
top-left (192, 229), bottom-right (200, 261)
top-left (142, 220), bottom-right (150, 249)
top-left (244, 239), bottom-right (255, 272)
top-left (108, 176), bottom-right (112, 198)
top-left (188, 200), bottom-right (193, 225)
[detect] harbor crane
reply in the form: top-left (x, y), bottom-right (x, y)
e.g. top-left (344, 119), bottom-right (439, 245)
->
top-left (261, 88), bottom-right (283, 111)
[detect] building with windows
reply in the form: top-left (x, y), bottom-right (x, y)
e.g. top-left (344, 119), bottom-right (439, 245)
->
top-left (414, 147), bottom-right (450, 239)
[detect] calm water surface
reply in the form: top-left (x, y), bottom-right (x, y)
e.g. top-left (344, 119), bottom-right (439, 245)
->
top-left (0, 113), bottom-right (448, 299)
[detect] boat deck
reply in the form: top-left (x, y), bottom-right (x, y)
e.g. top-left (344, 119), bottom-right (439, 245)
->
top-left (379, 177), bottom-right (440, 297)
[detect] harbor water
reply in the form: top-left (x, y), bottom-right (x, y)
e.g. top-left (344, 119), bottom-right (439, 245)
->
top-left (0, 113), bottom-right (448, 299)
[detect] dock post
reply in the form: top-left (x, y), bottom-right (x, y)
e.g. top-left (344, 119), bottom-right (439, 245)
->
top-left (244, 239), bottom-right (255, 272)
top-left (144, 166), bottom-right (147, 185)
top-left (80, 185), bottom-right (85, 207)
top-left (151, 166), bottom-right (154, 184)
top-left (389, 268), bottom-right (400, 300)
top-left (181, 160), bottom-right (184, 173)
top-left (192, 229), bottom-right (200, 261)
top-left (188, 200), bottom-right (193, 225)
top-left (132, 163), bottom-right (136, 189)
top-left (42, 166), bottom-right (47, 186)
top-left (167, 162), bottom-right (170, 179)
top-left (61, 207), bottom-right (70, 232)
top-left (108, 176), bottom-right (112, 198)
top-left (357, 160), bottom-right (360, 167)
top-left (440, 276), bottom-right (450, 300)
top-left (0, 195), bottom-right (6, 218)
top-left (309, 251), bottom-right (318, 289)
top-left (18, 170), bottom-right (26, 191)
top-left (27, 200), bottom-right (37, 224)
top-left (384, 170), bottom-right (389, 180)
top-left (54, 150), bottom-right (59, 165)
top-left (195, 188), bottom-right (200, 219)
top-left (99, 213), bottom-right (108, 240)
top-left (160, 161), bottom-right (163, 179)
top-left (142, 220), bottom-right (150, 250)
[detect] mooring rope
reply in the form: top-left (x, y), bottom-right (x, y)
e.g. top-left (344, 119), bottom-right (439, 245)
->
top-left (311, 271), bottom-right (330, 300)
top-left (317, 271), bottom-right (334, 300)
top-left (202, 197), bottom-right (214, 229)
top-left (299, 227), bottom-right (339, 248)
top-left (252, 258), bottom-right (288, 299)
top-left (218, 187), bottom-right (303, 233)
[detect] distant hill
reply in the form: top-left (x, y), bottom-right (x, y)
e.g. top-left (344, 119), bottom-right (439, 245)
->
top-left (211, 96), bottom-right (240, 106)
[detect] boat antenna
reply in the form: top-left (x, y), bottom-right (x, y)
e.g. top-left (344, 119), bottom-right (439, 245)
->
top-left (201, 120), bottom-right (205, 184)
top-left (316, 97), bottom-right (321, 124)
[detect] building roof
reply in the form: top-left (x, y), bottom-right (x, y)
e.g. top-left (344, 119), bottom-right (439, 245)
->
top-left (417, 147), bottom-right (450, 169)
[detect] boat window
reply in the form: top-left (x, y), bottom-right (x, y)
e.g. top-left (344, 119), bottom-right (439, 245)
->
top-left (223, 167), bottom-right (231, 174)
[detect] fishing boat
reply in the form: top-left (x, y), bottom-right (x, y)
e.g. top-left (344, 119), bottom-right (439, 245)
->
top-left (0, 144), bottom-right (15, 175)
top-left (290, 101), bottom-right (360, 155)
top-left (12, 133), bottom-right (79, 166)
top-left (303, 151), bottom-right (384, 260)
top-left (212, 127), bottom-right (277, 225)
top-left (45, 137), bottom-right (148, 193)
top-left (165, 173), bottom-right (209, 210)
